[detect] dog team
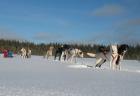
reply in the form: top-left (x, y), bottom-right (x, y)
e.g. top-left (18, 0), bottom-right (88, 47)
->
top-left (44, 44), bottom-right (83, 63)
top-left (10, 43), bottom-right (129, 70)
top-left (43, 44), bottom-right (129, 70)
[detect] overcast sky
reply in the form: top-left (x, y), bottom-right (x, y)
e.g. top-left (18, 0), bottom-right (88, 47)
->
top-left (0, 0), bottom-right (140, 44)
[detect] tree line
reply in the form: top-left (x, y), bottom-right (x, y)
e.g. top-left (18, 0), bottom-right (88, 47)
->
top-left (0, 39), bottom-right (139, 60)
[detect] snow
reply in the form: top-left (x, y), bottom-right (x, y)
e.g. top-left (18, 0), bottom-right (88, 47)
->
top-left (0, 56), bottom-right (140, 96)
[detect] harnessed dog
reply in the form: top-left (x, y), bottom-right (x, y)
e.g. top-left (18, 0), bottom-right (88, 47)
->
top-left (54, 44), bottom-right (70, 61)
top-left (87, 44), bottom-right (129, 70)
top-left (66, 48), bottom-right (84, 63)
top-left (44, 46), bottom-right (54, 59)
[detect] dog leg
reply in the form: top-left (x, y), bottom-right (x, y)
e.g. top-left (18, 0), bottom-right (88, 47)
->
top-left (54, 52), bottom-right (58, 60)
top-left (95, 58), bottom-right (105, 68)
top-left (116, 63), bottom-right (121, 70)
top-left (69, 55), bottom-right (74, 63)
top-left (112, 55), bottom-right (118, 70)
top-left (98, 60), bottom-right (106, 67)
top-left (47, 54), bottom-right (50, 59)
top-left (95, 58), bottom-right (102, 67)
top-left (60, 52), bottom-right (64, 61)
top-left (110, 57), bottom-right (113, 69)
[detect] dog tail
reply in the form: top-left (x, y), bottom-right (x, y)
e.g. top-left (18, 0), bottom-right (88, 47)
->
top-left (87, 52), bottom-right (96, 57)
top-left (116, 55), bottom-right (120, 65)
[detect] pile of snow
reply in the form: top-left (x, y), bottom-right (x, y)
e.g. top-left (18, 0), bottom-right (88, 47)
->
top-left (0, 56), bottom-right (140, 96)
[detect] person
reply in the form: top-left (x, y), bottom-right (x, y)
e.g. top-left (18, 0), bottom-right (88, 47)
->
top-left (3, 49), bottom-right (8, 58)
top-left (8, 50), bottom-right (13, 57)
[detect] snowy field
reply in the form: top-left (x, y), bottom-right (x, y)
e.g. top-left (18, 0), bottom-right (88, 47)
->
top-left (0, 55), bottom-right (140, 96)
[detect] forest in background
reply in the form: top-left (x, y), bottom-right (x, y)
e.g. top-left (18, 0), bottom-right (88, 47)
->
top-left (0, 39), bottom-right (140, 60)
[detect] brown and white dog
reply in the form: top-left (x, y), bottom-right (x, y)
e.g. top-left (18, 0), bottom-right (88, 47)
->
top-left (44, 46), bottom-right (54, 59)
top-left (87, 44), bottom-right (129, 70)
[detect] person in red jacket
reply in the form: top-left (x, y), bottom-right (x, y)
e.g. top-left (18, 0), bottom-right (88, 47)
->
top-left (3, 49), bottom-right (8, 58)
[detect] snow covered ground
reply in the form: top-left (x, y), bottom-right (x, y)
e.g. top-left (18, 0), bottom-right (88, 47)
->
top-left (0, 55), bottom-right (140, 96)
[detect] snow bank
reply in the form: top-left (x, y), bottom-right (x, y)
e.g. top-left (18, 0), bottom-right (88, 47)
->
top-left (0, 56), bottom-right (140, 96)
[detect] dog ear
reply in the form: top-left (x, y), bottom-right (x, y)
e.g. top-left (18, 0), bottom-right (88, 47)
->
top-left (126, 45), bottom-right (129, 49)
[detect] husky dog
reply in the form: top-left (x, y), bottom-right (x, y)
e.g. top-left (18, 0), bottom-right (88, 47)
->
top-left (66, 48), bottom-right (84, 63)
top-left (44, 46), bottom-right (54, 59)
top-left (87, 44), bottom-right (129, 70)
top-left (114, 44), bottom-right (129, 69)
top-left (54, 44), bottom-right (70, 61)
top-left (20, 47), bottom-right (26, 58)
top-left (27, 48), bottom-right (31, 58)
